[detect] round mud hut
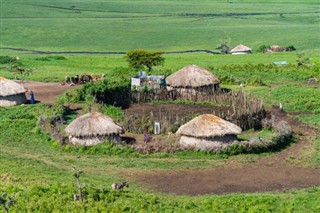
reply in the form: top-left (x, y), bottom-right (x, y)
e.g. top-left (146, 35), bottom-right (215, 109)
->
top-left (230, 44), bottom-right (252, 54)
top-left (0, 77), bottom-right (27, 106)
top-left (65, 112), bottom-right (124, 146)
top-left (176, 114), bottom-right (242, 150)
top-left (166, 64), bottom-right (220, 101)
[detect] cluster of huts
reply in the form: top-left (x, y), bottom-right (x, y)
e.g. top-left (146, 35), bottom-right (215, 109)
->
top-left (131, 64), bottom-right (221, 101)
top-left (216, 44), bottom-right (252, 54)
top-left (62, 112), bottom-right (242, 150)
top-left (64, 64), bottom-right (241, 149)
top-left (1, 63), bottom-right (243, 150)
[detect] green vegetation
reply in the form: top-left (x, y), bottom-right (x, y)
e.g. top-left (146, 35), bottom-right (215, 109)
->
top-left (1, 184), bottom-right (319, 212)
top-left (1, 0), bottom-right (319, 52)
top-left (125, 49), bottom-right (165, 74)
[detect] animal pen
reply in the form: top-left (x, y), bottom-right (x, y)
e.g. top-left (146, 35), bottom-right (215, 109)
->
top-left (127, 90), bottom-right (266, 133)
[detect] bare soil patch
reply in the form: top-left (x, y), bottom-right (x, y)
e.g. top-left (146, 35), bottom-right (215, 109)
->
top-left (16, 81), bottom-right (80, 104)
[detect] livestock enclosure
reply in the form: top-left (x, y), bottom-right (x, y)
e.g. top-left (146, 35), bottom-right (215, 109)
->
top-left (129, 90), bottom-right (266, 132)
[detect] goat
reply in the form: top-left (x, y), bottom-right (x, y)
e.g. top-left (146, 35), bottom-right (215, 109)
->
top-left (73, 193), bottom-right (81, 201)
top-left (307, 77), bottom-right (318, 84)
top-left (111, 182), bottom-right (129, 192)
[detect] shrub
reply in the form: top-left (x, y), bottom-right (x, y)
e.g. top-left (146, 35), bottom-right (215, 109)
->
top-left (245, 76), bottom-right (267, 86)
top-left (258, 45), bottom-right (270, 52)
top-left (0, 55), bottom-right (13, 64)
top-left (61, 77), bottom-right (131, 108)
top-left (35, 55), bottom-right (67, 61)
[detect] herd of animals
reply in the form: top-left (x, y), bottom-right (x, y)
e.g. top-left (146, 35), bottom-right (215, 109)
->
top-left (62, 73), bottom-right (106, 86)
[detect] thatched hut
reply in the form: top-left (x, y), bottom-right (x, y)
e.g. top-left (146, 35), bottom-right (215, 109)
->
top-left (215, 44), bottom-right (230, 54)
top-left (230, 44), bottom-right (252, 54)
top-left (166, 64), bottom-right (220, 100)
top-left (176, 114), bottom-right (241, 150)
top-left (0, 77), bottom-right (27, 106)
top-left (65, 112), bottom-right (124, 146)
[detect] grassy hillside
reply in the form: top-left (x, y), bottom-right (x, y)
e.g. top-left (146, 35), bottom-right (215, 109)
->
top-left (1, 0), bottom-right (319, 52)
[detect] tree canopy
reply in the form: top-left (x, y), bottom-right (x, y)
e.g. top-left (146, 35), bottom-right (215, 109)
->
top-left (125, 49), bottom-right (164, 74)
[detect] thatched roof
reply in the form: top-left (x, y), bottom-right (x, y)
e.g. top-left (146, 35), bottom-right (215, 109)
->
top-left (65, 112), bottom-right (123, 137)
top-left (166, 64), bottom-right (220, 88)
top-left (0, 77), bottom-right (26, 97)
top-left (230, 44), bottom-right (252, 53)
top-left (176, 114), bottom-right (241, 138)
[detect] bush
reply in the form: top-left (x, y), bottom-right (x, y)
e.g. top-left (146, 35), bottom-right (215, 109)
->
top-left (258, 45), bottom-right (270, 52)
top-left (245, 76), bottom-right (267, 86)
top-left (61, 77), bottom-right (131, 108)
top-left (0, 55), bottom-right (13, 64)
top-left (35, 55), bottom-right (67, 61)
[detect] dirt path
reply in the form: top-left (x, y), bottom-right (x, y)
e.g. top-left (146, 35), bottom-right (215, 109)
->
top-left (15, 81), bottom-right (320, 195)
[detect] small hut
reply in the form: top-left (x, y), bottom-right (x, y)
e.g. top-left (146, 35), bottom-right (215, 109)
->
top-left (65, 112), bottom-right (123, 146)
top-left (166, 64), bottom-right (220, 100)
top-left (215, 44), bottom-right (230, 54)
top-left (230, 44), bottom-right (252, 54)
top-left (176, 114), bottom-right (242, 150)
top-left (0, 77), bottom-right (27, 106)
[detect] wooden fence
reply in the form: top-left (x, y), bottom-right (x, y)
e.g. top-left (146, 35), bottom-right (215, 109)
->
top-left (127, 89), bottom-right (266, 133)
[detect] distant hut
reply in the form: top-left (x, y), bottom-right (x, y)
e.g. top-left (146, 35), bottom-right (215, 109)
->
top-left (65, 112), bottom-right (123, 146)
top-left (0, 77), bottom-right (27, 106)
top-left (166, 64), bottom-right (220, 101)
top-left (176, 114), bottom-right (242, 150)
top-left (215, 44), bottom-right (230, 54)
top-left (230, 44), bottom-right (252, 54)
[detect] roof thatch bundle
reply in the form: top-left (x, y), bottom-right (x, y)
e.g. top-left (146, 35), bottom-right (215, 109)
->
top-left (177, 114), bottom-right (242, 150)
top-left (65, 112), bottom-right (123, 146)
top-left (230, 44), bottom-right (252, 54)
top-left (166, 64), bottom-right (220, 88)
top-left (0, 77), bottom-right (27, 106)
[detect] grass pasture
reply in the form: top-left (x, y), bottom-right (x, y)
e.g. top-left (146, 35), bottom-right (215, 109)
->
top-left (1, 0), bottom-right (320, 52)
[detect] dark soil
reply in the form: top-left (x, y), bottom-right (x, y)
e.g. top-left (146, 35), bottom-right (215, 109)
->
top-left (125, 103), bottom-right (231, 119)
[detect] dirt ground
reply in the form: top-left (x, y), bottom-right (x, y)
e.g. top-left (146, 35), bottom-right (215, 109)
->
top-left (20, 81), bottom-right (320, 195)
top-left (131, 108), bottom-right (320, 195)
top-left (16, 81), bottom-right (80, 104)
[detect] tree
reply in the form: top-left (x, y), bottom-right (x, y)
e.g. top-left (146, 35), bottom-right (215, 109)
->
top-left (125, 49), bottom-right (164, 74)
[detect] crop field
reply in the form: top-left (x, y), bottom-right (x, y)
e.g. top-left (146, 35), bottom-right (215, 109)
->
top-left (0, 0), bottom-right (320, 212)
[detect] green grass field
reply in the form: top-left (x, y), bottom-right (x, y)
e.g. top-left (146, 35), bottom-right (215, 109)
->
top-left (1, 0), bottom-right (320, 212)
top-left (1, 0), bottom-right (320, 52)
